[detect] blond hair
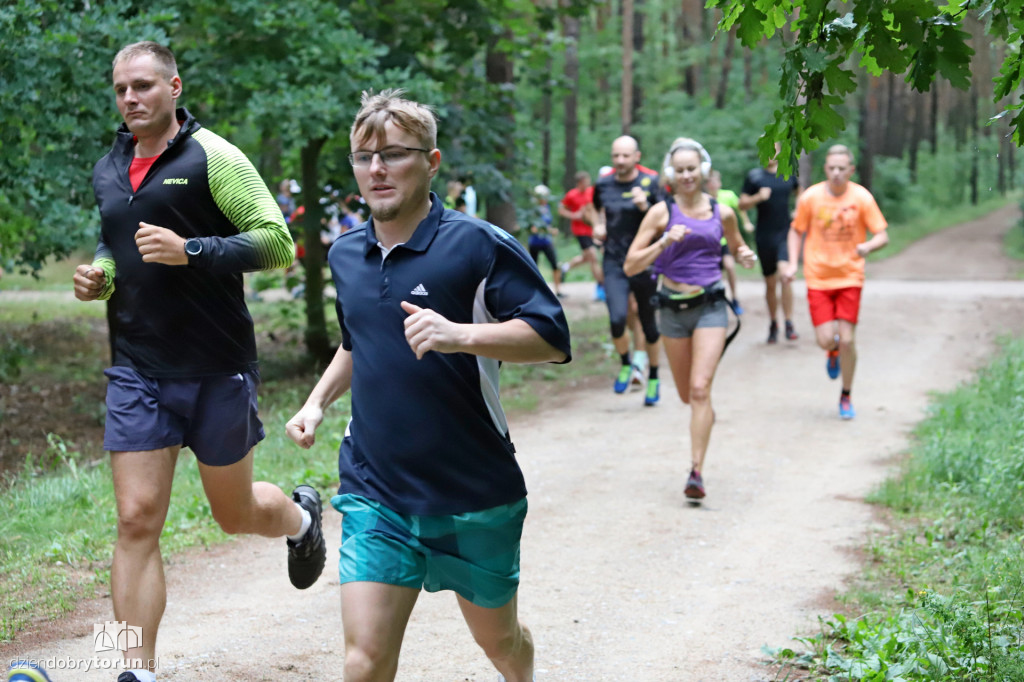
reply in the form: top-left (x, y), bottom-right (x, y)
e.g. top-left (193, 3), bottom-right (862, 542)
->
top-left (826, 144), bottom-right (855, 164)
top-left (113, 41), bottom-right (178, 81)
top-left (350, 89), bottom-right (438, 150)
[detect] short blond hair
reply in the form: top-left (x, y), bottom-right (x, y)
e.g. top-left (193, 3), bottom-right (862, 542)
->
top-left (826, 144), bottom-right (855, 164)
top-left (350, 89), bottom-right (438, 150)
top-left (113, 41), bottom-right (178, 81)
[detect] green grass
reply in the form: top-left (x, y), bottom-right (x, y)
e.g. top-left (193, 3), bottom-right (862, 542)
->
top-left (769, 337), bottom-right (1024, 681)
top-left (0, 249), bottom-right (93, 292)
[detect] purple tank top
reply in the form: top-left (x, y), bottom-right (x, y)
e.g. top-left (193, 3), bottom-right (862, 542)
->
top-left (654, 199), bottom-right (723, 287)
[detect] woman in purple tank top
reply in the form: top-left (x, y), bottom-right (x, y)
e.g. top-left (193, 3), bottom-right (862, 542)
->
top-left (624, 138), bottom-right (757, 503)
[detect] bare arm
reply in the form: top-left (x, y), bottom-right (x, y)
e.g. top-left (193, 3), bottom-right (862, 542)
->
top-left (720, 206), bottom-right (757, 269)
top-left (587, 204), bottom-right (606, 242)
top-left (623, 202), bottom-right (672, 277)
top-left (857, 229), bottom-right (889, 257)
top-left (400, 301), bottom-right (567, 364)
top-left (738, 186), bottom-right (771, 212)
top-left (781, 227), bottom-right (803, 282)
top-left (285, 345), bottom-right (353, 449)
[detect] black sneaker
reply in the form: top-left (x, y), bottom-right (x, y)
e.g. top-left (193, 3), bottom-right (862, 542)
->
top-left (117, 673), bottom-right (142, 682)
top-left (785, 320), bottom-right (798, 341)
top-left (287, 485), bottom-right (326, 590)
top-left (767, 321), bottom-right (778, 344)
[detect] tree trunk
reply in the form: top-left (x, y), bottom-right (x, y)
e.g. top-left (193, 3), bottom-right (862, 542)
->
top-left (908, 91), bottom-right (925, 183)
top-left (714, 29), bottom-right (735, 110)
top-left (621, 0), bottom-right (634, 134)
top-left (300, 137), bottom-right (332, 367)
top-left (631, 0), bottom-right (644, 127)
top-left (743, 46), bottom-right (753, 101)
top-left (677, 1), bottom-right (696, 96)
top-left (929, 85), bottom-right (938, 154)
top-left (541, 54), bottom-right (553, 188)
top-left (258, 132), bottom-right (282, 193)
top-left (857, 75), bottom-right (883, 191)
top-left (562, 9), bottom-right (581, 194)
top-left (485, 32), bottom-right (519, 232)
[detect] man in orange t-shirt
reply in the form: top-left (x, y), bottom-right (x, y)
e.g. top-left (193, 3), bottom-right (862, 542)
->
top-left (783, 144), bottom-right (889, 420)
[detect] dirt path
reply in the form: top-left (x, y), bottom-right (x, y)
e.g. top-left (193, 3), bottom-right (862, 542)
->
top-left (5, 206), bottom-right (1024, 681)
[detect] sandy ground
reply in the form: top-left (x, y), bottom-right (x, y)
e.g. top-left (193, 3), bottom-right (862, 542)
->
top-left (3, 204), bottom-right (1024, 681)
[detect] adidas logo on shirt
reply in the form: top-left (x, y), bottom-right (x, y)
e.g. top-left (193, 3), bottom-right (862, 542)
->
top-left (410, 283), bottom-right (429, 296)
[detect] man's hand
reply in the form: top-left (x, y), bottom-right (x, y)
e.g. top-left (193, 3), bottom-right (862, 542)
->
top-left (630, 186), bottom-right (649, 211)
top-left (757, 186), bottom-right (772, 203)
top-left (73, 264), bottom-right (106, 301)
top-left (135, 222), bottom-right (188, 265)
top-left (855, 242), bottom-right (871, 258)
top-left (401, 301), bottom-right (467, 359)
top-left (285, 404), bottom-right (324, 449)
top-left (779, 261), bottom-right (799, 283)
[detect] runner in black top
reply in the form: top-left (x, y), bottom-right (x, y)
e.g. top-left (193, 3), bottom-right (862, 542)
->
top-left (71, 42), bottom-right (325, 682)
top-left (589, 135), bottom-right (665, 405)
top-left (739, 142), bottom-right (801, 343)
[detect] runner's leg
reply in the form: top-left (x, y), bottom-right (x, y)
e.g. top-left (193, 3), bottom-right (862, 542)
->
top-left (198, 449), bottom-right (302, 537)
top-left (111, 447), bottom-right (179, 668)
top-left (458, 594), bottom-right (534, 682)
top-left (341, 582), bottom-right (420, 682)
top-left (838, 319), bottom-right (857, 391)
top-left (688, 326), bottom-right (727, 473)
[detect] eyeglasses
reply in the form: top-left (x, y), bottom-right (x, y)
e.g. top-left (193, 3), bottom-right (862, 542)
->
top-left (348, 146), bottom-right (430, 168)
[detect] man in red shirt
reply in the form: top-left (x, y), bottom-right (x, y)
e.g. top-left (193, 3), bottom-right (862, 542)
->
top-left (558, 171), bottom-right (603, 300)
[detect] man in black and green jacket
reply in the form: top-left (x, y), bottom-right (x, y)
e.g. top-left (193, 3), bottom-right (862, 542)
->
top-left (71, 42), bottom-right (325, 682)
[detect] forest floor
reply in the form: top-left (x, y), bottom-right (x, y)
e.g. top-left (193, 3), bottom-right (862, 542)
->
top-left (3, 203), bottom-right (1024, 680)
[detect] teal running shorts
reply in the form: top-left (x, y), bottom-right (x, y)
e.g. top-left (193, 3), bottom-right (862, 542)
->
top-left (331, 493), bottom-right (527, 608)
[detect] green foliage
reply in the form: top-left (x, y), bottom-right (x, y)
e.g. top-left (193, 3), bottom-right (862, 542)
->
top-left (0, 1), bottom-right (176, 274)
top-left (708, 0), bottom-right (978, 171)
top-left (770, 338), bottom-right (1024, 680)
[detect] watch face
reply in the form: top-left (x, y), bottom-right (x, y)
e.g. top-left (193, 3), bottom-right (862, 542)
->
top-left (186, 239), bottom-right (201, 256)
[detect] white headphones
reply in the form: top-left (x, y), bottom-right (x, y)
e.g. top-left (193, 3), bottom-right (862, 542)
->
top-left (661, 137), bottom-right (712, 182)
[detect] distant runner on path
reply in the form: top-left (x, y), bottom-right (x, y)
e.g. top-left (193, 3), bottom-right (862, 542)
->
top-left (783, 144), bottom-right (889, 420)
top-left (625, 137), bottom-right (756, 502)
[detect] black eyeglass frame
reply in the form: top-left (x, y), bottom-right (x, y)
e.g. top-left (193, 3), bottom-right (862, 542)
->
top-left (348, 146), bottom-right (431, 167)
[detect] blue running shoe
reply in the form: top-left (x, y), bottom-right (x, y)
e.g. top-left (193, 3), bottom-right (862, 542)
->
top-left (613, 365), bottom-right (632, 393)
top-left (644, 378), bottom-right (660, 406)
top-left (7, 661), bottom-right (53, 682)
top-left (732, 298), bottom-right (743, 315)
top-left (826, 349), bottom-right (840, 380)
top-left (839, 395), bottom-right (856, 420)
top-left (594, 283), bottom-right (606, 302)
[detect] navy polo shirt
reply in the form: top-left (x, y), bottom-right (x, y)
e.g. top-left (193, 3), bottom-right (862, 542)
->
top-left (327, 193), bottom-right (572, 515)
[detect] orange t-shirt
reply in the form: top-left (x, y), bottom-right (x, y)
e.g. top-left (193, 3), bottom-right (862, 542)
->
top-left (791, 181), bottom-right (887, 289)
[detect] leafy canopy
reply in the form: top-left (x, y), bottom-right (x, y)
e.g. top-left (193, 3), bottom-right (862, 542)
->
top-left (707, 0), bottom-right (980, 175)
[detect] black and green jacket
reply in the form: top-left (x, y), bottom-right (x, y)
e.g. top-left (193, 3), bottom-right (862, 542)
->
top-left (91, 108), bottom-right (293, 378)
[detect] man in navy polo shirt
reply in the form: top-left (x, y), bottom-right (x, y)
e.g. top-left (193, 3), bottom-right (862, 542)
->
top-left (286, 90), bottom-right (571, 682)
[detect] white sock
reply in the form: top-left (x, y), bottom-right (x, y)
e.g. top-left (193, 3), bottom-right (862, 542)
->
top-left (286, 504), bottom-right (312, 542)
top-left (127, 670), bottom-right (156, 682)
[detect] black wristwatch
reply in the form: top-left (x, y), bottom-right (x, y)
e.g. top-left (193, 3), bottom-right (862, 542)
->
top-left (184, 238), bottom-right (203, 264)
